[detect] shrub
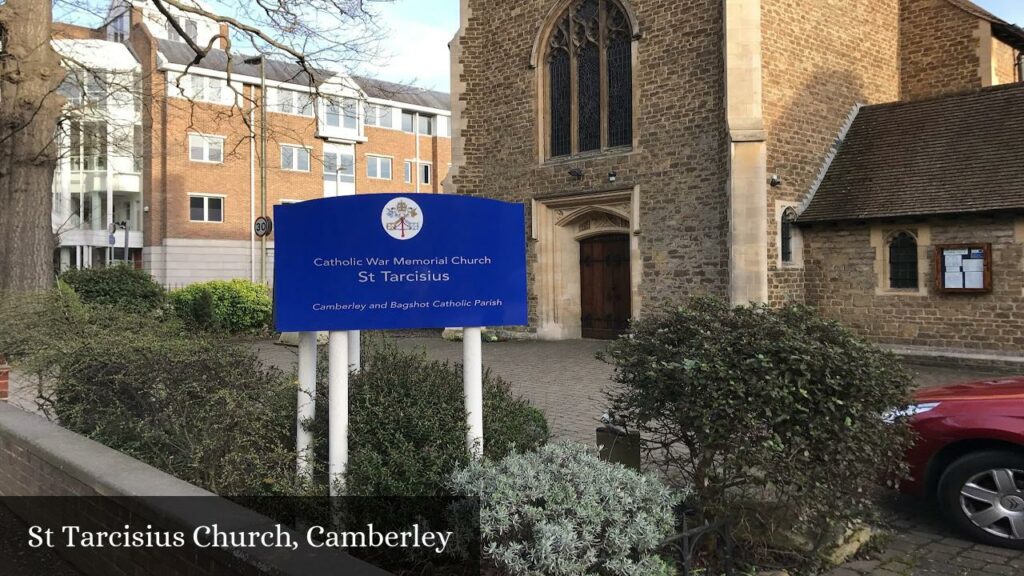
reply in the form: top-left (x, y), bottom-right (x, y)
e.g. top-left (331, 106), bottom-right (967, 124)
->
top-left (603, 298), bottom-right (915, 562)
top-left (1, 290), bottom-right (304, 496)
top-left (59, 265), bottom-right (164, 313)
top-left (169, 279), bottom-right (272, 334)
top-left (309, 339), bottom-right (550, 496)
top-left (449, 443), bottom-right (679, 576)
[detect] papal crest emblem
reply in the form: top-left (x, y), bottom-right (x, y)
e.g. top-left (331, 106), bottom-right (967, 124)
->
top-left (381, 197), bottom-right (423, 240)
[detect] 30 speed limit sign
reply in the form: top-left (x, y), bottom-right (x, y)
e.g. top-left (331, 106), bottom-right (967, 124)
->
top-left (254, 216), bottom-right (273, 238)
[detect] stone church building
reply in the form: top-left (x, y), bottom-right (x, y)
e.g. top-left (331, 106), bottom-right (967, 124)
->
top-left (446, 0), bottom-right (1024, 355)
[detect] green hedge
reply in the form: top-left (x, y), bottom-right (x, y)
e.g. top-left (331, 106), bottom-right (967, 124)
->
top-left (310, 339), bottom-right (550, 496)
top-left (169, 280), bottom-right (272, 334)
top-left (604, 297), bottom-right (915, 566)
top-left (59, 265), bottom-right (164, 313)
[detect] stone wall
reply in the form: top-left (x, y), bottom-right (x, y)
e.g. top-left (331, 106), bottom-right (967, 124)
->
top-left (803, 215), bottom-right (1024, 353)
top-left (454, 0), bottom-right (730, 328)
top-left (992, 37), bottom-right (1020, 85)
top-left (900, 0), bottom-right (984, 101)
top-left (762, 0), bottom-right (901, 305)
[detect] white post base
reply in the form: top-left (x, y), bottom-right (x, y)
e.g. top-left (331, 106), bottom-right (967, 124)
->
top-left (328, 331), bottom-right (350, 497)
top-left (296, 331), bottom-right (317, 478)
top-left (463, 327), bottom-right (484, 458)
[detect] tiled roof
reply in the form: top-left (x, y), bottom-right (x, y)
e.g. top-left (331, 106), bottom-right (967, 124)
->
top-left (157, 39), bottom-right (450, 111)
top-left (798, 83), bottom-right (1024, 223)
top-left (352, 75), bottom-right (450, 111)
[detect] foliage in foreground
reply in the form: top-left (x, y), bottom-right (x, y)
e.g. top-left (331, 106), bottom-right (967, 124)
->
top-left (309, 339), bottom-right (551, 496)
top-left (0, 291), bottom-right (549, 499)
top-left (169, 279), bottom-right (272, 334)
top-left (603, 297), bottom-right (915, 566)
top-left (450, 443), bottom-right (679, 576)
top-left (59, 265), bottom-right (165, 313)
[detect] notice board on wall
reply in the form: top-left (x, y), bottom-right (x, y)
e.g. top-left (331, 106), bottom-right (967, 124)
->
top-left (935, 243), bottom-right (992, 293)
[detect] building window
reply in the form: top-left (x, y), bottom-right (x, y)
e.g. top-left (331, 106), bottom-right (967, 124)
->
top-left (280, 145), bottom-right (310, 171)
top-left (545, 0), bottom-right (633, 158)
top-left (273, 88), bottom-right (313, 116)
top-left (888, 232), bottom-right (919, 289)
top-left (404, 161), bottom-right (412, 183)
top-left (324, 148), bottom-right (355, 183)
top-left (367, 156), bottom-right (392, 180)
top-left (69, 120), bottom-right (108, 171)
top-left (780, 208), bottom-right (795, 264)
top-left (171, 74), bottom-right (226, 105)
top-left (189, 195), bottom-right (223, 223)
top-left (166, 18), bottom-right (198, 43)
top-left (324, 98), bottom-right (358, 129)
top-left (365, 104), bottom-right (393, 128)
top-left (421, 163), bottom-right (431, 185)
top-left (401, 111), bottom-right (415, 133)
top-left (189, 134), bottom-right (224, 163)
top-left (418, 115), bottom-right (434, 136)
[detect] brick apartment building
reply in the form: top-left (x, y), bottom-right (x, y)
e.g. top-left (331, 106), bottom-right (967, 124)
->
top-left (448, 0), bottom-right (1024, 354)
top-left (53, 0), bottom-right (452, 286)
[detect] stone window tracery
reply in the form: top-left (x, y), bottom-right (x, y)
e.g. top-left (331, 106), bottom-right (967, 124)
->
top-left (546, 0), bottom-right (634, 158)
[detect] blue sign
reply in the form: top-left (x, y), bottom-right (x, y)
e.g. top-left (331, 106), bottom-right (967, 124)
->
top-left (273, 194), bottom-right (528, 332)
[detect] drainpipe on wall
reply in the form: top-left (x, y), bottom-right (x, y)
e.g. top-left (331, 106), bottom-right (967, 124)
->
top-left (249, 85), bottom-right (257, 283)
top-left (0, 354), bottom-right (9, 403)
top-left (414, 112), bottom-right (421, 194)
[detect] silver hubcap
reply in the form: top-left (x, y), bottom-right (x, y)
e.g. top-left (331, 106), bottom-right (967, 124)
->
top-left (960, 468), bottom-right (1024, 540)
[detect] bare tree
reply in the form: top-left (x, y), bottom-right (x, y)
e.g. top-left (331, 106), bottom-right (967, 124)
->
top-left (0, 0), bottom-right (387, 293)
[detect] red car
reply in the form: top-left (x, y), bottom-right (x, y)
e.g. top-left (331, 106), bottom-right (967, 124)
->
top-left (901, 376), bottom-right (1024, 549)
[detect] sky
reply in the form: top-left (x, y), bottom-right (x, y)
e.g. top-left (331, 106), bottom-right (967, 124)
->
top-left (361, 0), bottom-right (459, 92)
top-left (55, 0), bottom-right (1024, 96)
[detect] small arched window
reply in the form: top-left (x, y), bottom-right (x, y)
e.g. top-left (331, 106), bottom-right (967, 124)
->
top-left (889, 232), bottom-right (919, 289)
top-left (546, 0), bottom-right (634, 158)
top-left (780, 208), bottom-right (796, 264)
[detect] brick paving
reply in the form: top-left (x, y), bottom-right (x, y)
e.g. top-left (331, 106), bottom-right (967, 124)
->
top-left (254, 334), bottom-right (1024, 576)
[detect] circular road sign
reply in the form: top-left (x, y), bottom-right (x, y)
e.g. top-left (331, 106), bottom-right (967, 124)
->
top-left (254, 216), bottom-right (273, 238)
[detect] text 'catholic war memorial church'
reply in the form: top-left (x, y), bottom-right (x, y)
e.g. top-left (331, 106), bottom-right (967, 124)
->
top-left (447, 0), bottom-right (1024, 356)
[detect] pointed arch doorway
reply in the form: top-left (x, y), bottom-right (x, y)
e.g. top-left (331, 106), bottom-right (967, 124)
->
top-left (580, 233), bottom-right (631, 339)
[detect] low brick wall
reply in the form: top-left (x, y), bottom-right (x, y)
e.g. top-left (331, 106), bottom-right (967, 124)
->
top-left (0, 403), bottom-right (386, 576)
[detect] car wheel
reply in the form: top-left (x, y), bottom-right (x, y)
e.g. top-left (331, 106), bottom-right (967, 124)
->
top-left (937, 450), bottom-right (1024, 549)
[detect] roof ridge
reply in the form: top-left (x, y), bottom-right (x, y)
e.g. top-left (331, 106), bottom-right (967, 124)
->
top-left (863, 82), bottom-right (1024, 112)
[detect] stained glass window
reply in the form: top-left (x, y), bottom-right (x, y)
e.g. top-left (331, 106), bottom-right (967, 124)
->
top-left (545, 0), bottom-right (634, 158)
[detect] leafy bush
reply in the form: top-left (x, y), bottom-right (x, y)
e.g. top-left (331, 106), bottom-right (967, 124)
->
top-left (603, 298), bottom-right (914, 562)
top-left (169, 279), bottom-right (272, 334)
top-left (59, 265), bottom-right (164, 313)
top-left (0, 289), bottom-right (304, 496)
top-left (309, 339), bottom-right (550, 496)
top-left (449, 443), bottom-right (679, 576)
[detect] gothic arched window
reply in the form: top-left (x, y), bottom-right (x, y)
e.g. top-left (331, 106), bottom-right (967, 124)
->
top-left (546, 0), bottom-right (634, 158)
top-left (889, 232), bottom-right (919, 289)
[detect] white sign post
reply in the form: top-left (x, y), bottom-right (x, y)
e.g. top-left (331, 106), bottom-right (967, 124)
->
top-left (296, 331), bottom-right (317, 478)
top-left (463, 327), bottom-right (484, 458)
top-left (328, 331), bottom-right (350, 496)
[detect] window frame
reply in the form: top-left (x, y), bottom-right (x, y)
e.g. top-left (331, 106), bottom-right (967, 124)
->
top-left (420, 162), bottom-right (431, 185)
top-left (366, 155), bottom-right (393, 180)
top-left (273, 87), bottom-right (314, 117)
top-left (188, 133), bottom-right (225, 164)
top-left (280, 144), bottom-right (311, 172)
top-left (188, 194), bottom-right (225, 223)
top-left (887, 231), bottom-right (920, 291)
top-left (404, 160), bottom-right (413, 184)
top-left (539, 0), bottom-right (636, 161)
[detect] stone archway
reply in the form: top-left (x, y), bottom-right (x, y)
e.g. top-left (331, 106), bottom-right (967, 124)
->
top-left (531, 189), bottom-right (640, 339)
